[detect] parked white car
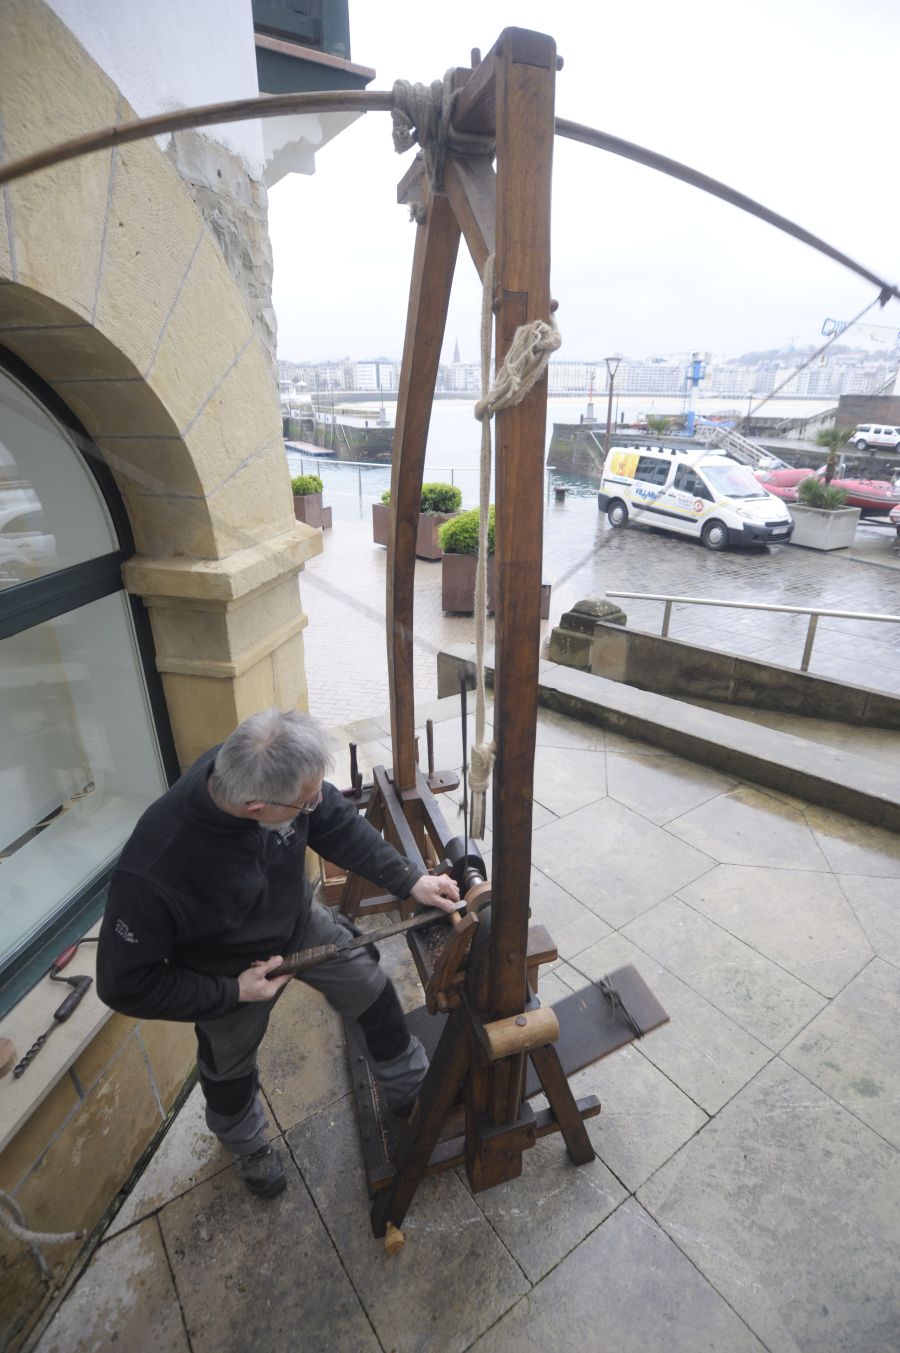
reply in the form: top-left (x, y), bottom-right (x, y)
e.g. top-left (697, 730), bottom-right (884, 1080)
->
top-left (0, 494), bottom-right (56, 582)
top-left (851, 424), bottom-right (900, 451)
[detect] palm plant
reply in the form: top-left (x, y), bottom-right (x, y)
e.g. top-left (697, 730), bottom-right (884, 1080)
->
top-left (813, 425), bottom-right (852, 484)
top-left (645, 415), bottom-right (672, 438)
top-left (797, 476), bottom-right (847, 510)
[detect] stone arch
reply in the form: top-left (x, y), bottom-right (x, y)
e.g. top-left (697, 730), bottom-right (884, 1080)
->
top-left (0, 0), bottom-right (321, 764)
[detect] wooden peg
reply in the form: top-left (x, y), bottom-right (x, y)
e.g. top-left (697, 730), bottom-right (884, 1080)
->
top-left (384, 1222), bottom-right (405, 1255)
top-left (481, 1007), bottom-right (559, 1061)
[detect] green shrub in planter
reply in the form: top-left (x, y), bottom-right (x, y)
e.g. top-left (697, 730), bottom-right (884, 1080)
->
top-left (291, 473), bottom-right (323, 496)
top-left (420, 482), bottom-right (462, 514)
top-left (439, 506), bottom-right (495, 555)
top-left (379, 482), bottom-right (462, 514)
top-left (797, 476), bottom-right (847, 510)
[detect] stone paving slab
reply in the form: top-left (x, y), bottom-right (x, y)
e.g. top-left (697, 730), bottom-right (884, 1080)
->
top-left (104, 1085), bottom-right (231, 1240)
top-left (531, 742), bottom-right (608, 818)
top-left (470, 1200), bottom-right (767, 1353)
top-left (286, 1096), bottom-right (530, 1353)
top-left (531, 798), bottom-right (716, 929)
top-left (569, 1043), bottom-right (708, 1192)
top-left (804, 805), bottom-right (900, 876)
top-left (838, 874), bottom-right (900, 968)
top-left (460, 1132), bottom-right (627, 1284)
top-left (159, 1148), bottom-right (381, 1353)
top-left (605, 748), bottom-right (738, 825)
top-left (623, 897), bottom-right (828, 1051)
top-left (782, 957), bottom-right (900, 1148)
top-left (676, 864), bottom-right (874, 998)
top-left (525, 865), bottom-right (612, 962)
top-left (637, 1060), bottom-right (900, 1353)
top-left (38, 1217), bottom-right (190, 1353)
top-left (665, 784), bottom-right (832, 870)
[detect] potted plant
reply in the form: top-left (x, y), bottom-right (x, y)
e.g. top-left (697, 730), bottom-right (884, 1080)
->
top-left (438, 506), bottom-right (496, 611)
top-left (788, 475), bottom-right (860, 550)
top-left (372, 481), bottom-right (462, 560)
top-left (291, 473), bottom-right (329, 529)
top-left (439, 506), bottom-right (552, 615)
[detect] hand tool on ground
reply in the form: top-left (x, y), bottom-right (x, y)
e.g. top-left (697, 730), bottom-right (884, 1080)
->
top-left (11, 943), bottom-right (95, 1078)
top-left (268, 900), bottom-right (466, 977)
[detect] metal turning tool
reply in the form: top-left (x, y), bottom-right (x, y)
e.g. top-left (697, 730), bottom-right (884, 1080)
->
top-left (13, 943), bottom-right (94, 1078)
top-left (268, 900), bottom-right (464, 978)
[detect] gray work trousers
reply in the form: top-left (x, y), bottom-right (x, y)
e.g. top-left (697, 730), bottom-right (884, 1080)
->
top-left (195, 899), bottom-right (427, 1157)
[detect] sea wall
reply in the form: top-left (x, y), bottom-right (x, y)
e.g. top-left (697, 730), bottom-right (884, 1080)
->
top-left (309, 422), bottom-right (394, 462)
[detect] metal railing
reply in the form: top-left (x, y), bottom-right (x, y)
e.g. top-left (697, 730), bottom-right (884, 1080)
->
top-left (285, 453), bottom-right (558, 514)
top-left (605, 589), bottom-right (900, 672)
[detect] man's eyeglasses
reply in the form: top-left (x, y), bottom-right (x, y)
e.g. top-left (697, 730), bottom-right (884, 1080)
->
top-left (252, 786), bottom-right (323, 815)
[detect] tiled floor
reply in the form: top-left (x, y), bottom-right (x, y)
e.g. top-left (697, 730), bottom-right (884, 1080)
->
top-left (35, 690), bottom-right (900, 1353)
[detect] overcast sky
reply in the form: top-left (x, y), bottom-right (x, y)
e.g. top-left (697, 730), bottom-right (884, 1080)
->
top-left (268, 0), bottom-right (900, 366)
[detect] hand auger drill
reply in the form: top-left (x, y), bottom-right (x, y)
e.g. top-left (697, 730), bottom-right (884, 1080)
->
top-left (13, 943), bottom-right (94, 1078)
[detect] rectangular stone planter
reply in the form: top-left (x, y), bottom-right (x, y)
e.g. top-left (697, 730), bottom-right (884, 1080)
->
top-left (371, 503), bottom-right (454, 560)
top-left (788, 504), bottom-right (861, 550)
top-left (442, 553), bottom-right (550, 618)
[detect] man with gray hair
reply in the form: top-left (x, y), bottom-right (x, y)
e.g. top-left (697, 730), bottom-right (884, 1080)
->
top-left (97, 709), bottom-right (460, 1199)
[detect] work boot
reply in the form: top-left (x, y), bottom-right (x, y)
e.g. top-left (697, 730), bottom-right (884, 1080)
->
top-left (236, 1143), bottom-right (286, 1198)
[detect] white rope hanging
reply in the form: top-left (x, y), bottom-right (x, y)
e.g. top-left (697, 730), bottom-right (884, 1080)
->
top-left (467, 256), bottom-right (562, 838)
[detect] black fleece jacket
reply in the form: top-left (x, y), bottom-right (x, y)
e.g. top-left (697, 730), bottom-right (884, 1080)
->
top-left (96, 748), bottom-right (423, 1023)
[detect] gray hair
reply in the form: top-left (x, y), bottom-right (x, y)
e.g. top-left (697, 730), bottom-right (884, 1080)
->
top-left (210, 709), bottom-right (333, 805)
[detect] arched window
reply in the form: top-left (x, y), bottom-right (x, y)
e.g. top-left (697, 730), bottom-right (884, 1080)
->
top-left (0, 353), bottom-right (177, 1013)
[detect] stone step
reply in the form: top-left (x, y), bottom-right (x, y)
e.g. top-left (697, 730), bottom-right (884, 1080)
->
top-left (437, 644), bottom-right (900, 833)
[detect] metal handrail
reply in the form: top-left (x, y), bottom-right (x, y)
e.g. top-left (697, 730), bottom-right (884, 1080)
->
top-left (605, 589), bottom-right (900, 672)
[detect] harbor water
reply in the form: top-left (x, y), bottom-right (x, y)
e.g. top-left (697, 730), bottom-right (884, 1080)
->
top-left (286, 395), bottom-right (833, 520)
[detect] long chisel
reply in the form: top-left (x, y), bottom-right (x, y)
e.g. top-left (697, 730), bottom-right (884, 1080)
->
top-left (268, 902), bottom-right (463, 977)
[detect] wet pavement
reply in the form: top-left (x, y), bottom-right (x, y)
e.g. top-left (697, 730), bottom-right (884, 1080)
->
top-left (29, 500), bottom-right (900, 1353)
top-left (301, 497), bottom-right (900, 724)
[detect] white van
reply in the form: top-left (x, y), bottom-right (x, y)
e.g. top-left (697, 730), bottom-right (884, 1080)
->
top-left (598, 445), bottom-right (794, 551)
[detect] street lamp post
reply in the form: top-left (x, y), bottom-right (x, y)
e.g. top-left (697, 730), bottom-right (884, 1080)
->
top-left (604, 355), bottom-right (622, 455)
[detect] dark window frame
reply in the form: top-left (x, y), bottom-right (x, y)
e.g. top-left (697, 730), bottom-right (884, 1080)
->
top-left (634, 456), bottom-right (670, 486)
top-left (0, 347), bottom-right (179, 1013)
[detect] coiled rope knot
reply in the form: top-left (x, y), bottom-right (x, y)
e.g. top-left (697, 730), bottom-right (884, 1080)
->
top-left (474, 315), bottom-right (562, 423)
top-left (468, 740), bottom-right (495, 839)
top-left (392, 72), bottom-right (495, 193)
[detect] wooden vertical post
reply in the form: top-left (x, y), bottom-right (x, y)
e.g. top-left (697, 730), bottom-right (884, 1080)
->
top-left (489, 31), bottom-right (557, 1025)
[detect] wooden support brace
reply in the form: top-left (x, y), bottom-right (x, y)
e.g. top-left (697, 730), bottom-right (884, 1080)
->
top-left (386, 187), bottom-right (461, 794)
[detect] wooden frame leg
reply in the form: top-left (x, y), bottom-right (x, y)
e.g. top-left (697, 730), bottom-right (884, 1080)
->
top-left (371, 1006), bottom-right (470, 1237)
top-left (529, 1043), bottom-right (595, 1165)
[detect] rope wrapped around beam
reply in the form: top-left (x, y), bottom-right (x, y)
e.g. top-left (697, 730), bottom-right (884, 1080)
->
top-left (391, 72), bottom-right (495, 192)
